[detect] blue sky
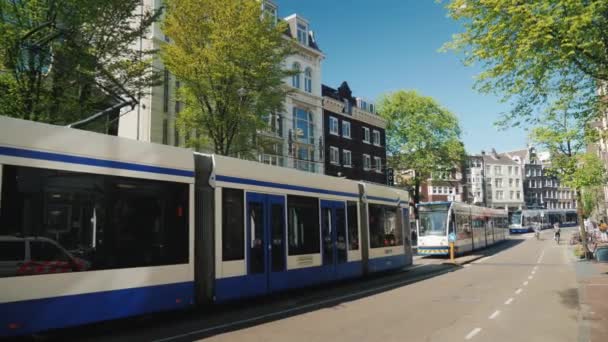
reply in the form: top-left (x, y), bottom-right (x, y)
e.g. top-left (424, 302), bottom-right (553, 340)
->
top-left (274, 0), bottom-right (528, 154)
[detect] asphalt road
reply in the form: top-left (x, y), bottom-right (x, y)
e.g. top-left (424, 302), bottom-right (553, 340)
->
top-left (24, 230), bottom-right (581, 342)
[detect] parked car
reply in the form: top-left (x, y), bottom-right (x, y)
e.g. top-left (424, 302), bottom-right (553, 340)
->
top-left (0, 236), bottom-right (90, 277)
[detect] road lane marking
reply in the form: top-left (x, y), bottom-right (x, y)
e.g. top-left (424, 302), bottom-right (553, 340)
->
top-left (528, 275), bottom-right (533, 280)
top-left (465, 328), bottom-right (482, 340)
top-left (150, 264), bottom-right (449, 342)
top-left (523, 281), bottom-right (529, 286)
top-left (531, 270), bottom-right (536, 275)
top-left (489, 310), bottom-right (500, 319)
top-left (505, 298), bottom-right (514, 305)
top-left (533, 266), bottom-right (538, 271)
top-left (515, 288), bottom-right (523, 295)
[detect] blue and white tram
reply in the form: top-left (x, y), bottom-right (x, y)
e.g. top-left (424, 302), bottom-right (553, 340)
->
top-left (0, 116), bottom-right (413, 336)
top-left (416, 202), bottom-right (508, 256)
top-left (509, 209), bottom-right (578, 233)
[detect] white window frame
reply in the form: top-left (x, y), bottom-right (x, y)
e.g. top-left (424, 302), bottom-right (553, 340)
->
top-left (304, 67), bottom-right (312, 93)
top-left (374, 156), bottom-right (382, 173)
top-left (329, 146), bottom-right (340, 165)
top-left (363, 154), bottom-right (371, 170)
top-left (297, 22), bottom-right (308, 45)
top-left (343, 150), bottom-right (352, 167)
top-left (342, 121), bottom-right (351, 139)
top-left (292, 63), bottom-right (301, 89)
top-left (363, 127), bottom-right (370, 143)
top-left (329, 116), bottom-right (339, 136)
top-left (372, 130), bottom-right (381, 146)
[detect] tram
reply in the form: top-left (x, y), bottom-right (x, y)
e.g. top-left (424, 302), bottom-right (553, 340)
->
top-left (508, 209), bottom-right (578, 233)
top-left (416, 202), bottom-right (508, 256)
top-left (0, 116), bottom-right (413, 336)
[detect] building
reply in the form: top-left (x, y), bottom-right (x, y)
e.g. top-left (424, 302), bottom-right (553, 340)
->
top-left (464, 155), bottom-right (486, 205)
top-left (587, 82), bottom-right (608, 218)
top-left (504, 146), bottom-right (578, 210)
top-left (420, 167), bottom-right (465, 202)
top-left (482, 149), bottom-right (525, 211)
top-left (321, 82), bottom-right (387, 183)
top-left (118, 1), bottom-right (326, 173)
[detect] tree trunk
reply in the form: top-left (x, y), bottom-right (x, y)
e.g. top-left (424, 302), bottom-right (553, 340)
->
top-left (413, 177), bottom-right (421, 219)
top-left (576, 188), bottom-right (591, 260)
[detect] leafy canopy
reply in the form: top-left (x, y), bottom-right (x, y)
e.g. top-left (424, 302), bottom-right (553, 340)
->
top-left (162, 0), bottom-right (295, 156)
top-left (378, 90), bottom-right (465, 199)
top-left (0, 0), bottom-right (161, 126)
top-left (443, 0), bottom-right (608, 126)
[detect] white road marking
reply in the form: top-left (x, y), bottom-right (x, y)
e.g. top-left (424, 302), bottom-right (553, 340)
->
top-left (489, 310), bottom-right (501, 319)
top-left (151, 265), bottom-right (444, 342)
top-left (528, 275), bottom-right (533, 280)
top-left (505, 298), bottom-right (514, 305)
top-left (533, 266), bottom-right (538, 271)
top-left (531, 270), bottom-right (536, 275)
top-left (523, 281), bottom-right (529, 286)
top-left (463, 264), bottom-right (471, 268)
top-left (515, 288), bottom-right (523, 295)
top-left (465, 328), bottom-right (482, 340)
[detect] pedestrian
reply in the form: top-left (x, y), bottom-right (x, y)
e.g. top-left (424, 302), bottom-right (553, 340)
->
top-left (600, 220), bottom-right (608, 242)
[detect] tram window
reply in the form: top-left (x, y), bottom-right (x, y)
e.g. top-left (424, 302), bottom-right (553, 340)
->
top-left (287, 195), bottom-right (320, 255)
top-left (369, 204), bottom-right (401, 248)
top-left (347, 201), bottom-right (359, 250)
top-left (0, 164), bottom-right (189, 278)
top-left (222, 188), bottom-right (244, 261)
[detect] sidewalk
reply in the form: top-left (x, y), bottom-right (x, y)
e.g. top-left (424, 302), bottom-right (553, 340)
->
top-left (578, 261), bottom-right (608, 341)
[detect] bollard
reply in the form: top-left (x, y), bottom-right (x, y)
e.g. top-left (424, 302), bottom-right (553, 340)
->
top-left (449, 242), bottom-right (455, 263)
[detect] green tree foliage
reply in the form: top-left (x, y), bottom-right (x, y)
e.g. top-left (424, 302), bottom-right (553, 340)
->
top-left (0, 0), bottom-right (161, 126)
top-left (378, 90), bottom-right (465, 205)
top-left (443, 0), bottom-right (608, 125)
top-left (161, 0), bottom-right (295, 156)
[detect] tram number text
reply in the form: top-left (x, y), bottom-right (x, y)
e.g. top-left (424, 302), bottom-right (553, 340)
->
top-left (297, 255), bottom-right (314, 266)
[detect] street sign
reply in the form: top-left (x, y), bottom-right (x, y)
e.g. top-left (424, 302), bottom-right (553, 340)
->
top-left (448, 232), bottom-right (456, 242)
top-left (386, 168), bottom-right (394, 186)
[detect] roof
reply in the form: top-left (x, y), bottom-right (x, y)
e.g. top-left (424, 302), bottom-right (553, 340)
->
top-left (282, 19), bottom-right (321, 52)
top-left (482, 153), bottom-right (520, 166)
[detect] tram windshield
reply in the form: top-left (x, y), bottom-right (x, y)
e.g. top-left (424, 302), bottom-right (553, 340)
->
top-left (510, 212), bottom-right (522, 225)
top-left (418, 204), bottom-right (448, 237)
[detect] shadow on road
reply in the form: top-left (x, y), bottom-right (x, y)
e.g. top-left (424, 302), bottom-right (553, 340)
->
top-left (16, 264), bottom-right (458, 342)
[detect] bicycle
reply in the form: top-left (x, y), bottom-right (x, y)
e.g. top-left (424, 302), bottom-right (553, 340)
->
top-left (554, 232), bottom-right (560, 245)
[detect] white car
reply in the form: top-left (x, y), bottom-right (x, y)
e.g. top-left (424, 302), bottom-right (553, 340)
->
top-left (0, 236), bottom-right (89, 277)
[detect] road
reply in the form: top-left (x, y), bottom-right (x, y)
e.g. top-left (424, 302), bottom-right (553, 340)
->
top-left (37, 229), bottom-right (581, 342)
top-left (197, 230), bottom-right (578, 342)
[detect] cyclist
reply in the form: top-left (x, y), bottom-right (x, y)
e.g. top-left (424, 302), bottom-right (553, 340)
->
top-left (554, 222), bottom-right (561, 244)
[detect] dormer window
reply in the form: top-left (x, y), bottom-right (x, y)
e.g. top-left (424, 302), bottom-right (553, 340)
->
top-left (297, 23), bottom-right (308, 45)
top-left (262, 2), bottom-right (278, 25)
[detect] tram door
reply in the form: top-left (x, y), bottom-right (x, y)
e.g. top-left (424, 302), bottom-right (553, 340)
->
top-left (246, 193), bottom-right (286, 294)
top-left (320, 200), bottom-right (347, 276)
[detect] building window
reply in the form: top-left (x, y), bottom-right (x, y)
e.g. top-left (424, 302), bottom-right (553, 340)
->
top-left (508, 166), bottom-right (512, 175)
top-left (292, 63), bottom-right (301, 88)
top-left (495, 178), bottom-right (502, 188)
top-left (262, 1), bottom-right (278, 24)
top-left (494, 166), bottom-right (502, 175)
top-left (510, 191), bottom-right (514, 200)
top-left (363, 154), bottom-right (371, 170)
top-left (297, 23), bottom-right (308, 45)
top-left (293, 107), bottom-right (314, 144)
top-left (329, 146), bottom-right (339, 165)
top-left (486, 165), bottom-right (491, 175)
top-left (516, 179), bottom-right (520, 187)
top-left (363, 127), bottom-right (370, 143)
top-left (304, 67), bottom-right (312, 93)
top-left (329, 116), bottom-right (339, 135)
top-left (342, 121), bottom-right (351, 138)
top-left (514, 166), bottom-right (519, 175)
top-left (509, 178), bottom-right (513, 187)
top-left (372, 130), bottom-right (381, 146)
top-left (496, 190), bottom-right (504, 200)
top-left (374, 157), bottom-right (382, 173)
top-left (163, 69), bottom-right (170, 113)
top-left (288, 195), bottom-right (320, 255)
top-left (343, 150), bottom-right (352, 167)
top-left (162, 118), bottom-right (168, 145)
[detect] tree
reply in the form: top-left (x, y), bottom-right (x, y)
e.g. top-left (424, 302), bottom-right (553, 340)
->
top-left (443, 0), bottom-right (608, 126)
top-left (161, 0), bottom-right (295, 156)
top-left (444, 0), bottom-right (608, 258)
top-left (378, 90), bottom-right (465, 209)
top-left (0, 0), bottom-right (161, 128)
top-left (530, 101), bottom-right (605, 258)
